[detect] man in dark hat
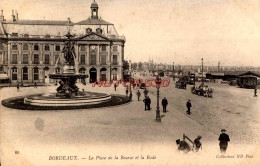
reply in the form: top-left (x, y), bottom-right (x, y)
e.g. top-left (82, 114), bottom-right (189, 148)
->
top-left (218, 129), bottom-right (230, 153)
top-left (161, 97), bottom-right (168, 113)
top-left (186, 99), bottom-right (192, 115)
top-left (194, 136), bottom-right (202, 152)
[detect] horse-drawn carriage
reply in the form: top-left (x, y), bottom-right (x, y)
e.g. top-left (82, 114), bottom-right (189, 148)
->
top-left (175, 80), bottom-right (187, 89)
top-left (191, 84), bottom-right (213, 97)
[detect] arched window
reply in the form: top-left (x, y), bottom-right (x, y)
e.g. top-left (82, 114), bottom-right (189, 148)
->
top-left (112, 68), bottom-right (118, 80)
top-left (86, 28), bottom-right (92, 33)
top-left (11, 67), bottom-right (17, 80)
top-left (33, 67), bottom-right (39, 80)
top-left (100, 68), bottom-right (107, 81)
top-left (22, 67), bottom-right (28, 80)
top-left (96, 28), bottom-right (102, 34)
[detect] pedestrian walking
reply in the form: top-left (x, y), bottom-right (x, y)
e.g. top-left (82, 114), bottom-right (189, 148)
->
top-left (143, 97), bottom-right (148, 111)
top-left (126, 89), bottom-right (129, 96)
top-left (194, 136), bottom-right (202, 152)
top-left (129, 92), bottom-right (133, 101)
top-left (144, 88), bottom-right (148, 97)
top-left (218, 129), bottom-right (230, 154)
top-left (162, 97), bottom-right (168, 113)
top-left (136, 90), bottom-right (141, 101)
top-left (254, 87), bottom-right (257, 97)
top-left (17, 84), bottom-right (20, 92)
top-left (186, 99), bottom-right (192, 115)
top-left (147, 96), bottom-right (151, 110)
top-left (114, 83), bottom-right (117, 91)
top-left (34, 82), bottom-right (37, 88)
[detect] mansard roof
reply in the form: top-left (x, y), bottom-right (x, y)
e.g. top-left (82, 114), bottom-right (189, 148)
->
top-left (3, 19), bottom-right (72, 25)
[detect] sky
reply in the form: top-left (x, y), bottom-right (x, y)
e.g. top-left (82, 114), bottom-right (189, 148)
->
top-left (1, 0), bottom-right (260, 67)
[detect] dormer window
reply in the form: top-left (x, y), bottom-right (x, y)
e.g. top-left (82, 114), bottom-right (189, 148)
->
top-left (96, 28), bottom-right (102, 34)
top-left (45, 34), bottom-right (51, 38)
top-left (24, 34), bottom-right (29, 38)
top-left (86, 28), bottom-right (92, 34)
top-left (11, 33), bottom-right (18, 37)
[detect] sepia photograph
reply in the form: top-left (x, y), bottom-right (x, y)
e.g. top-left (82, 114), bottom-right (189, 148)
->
top-left (0, 0), bottom-right (260, 165)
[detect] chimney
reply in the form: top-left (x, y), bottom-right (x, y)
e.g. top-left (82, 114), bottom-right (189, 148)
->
top-left (67, 17), bottom-right (71, 24)
top-left (11, 10), bottom-right (16, 22)
top-left (15, 10), bottom-right (18, 20)
top-left (0, 10), bottom-right (4, 21)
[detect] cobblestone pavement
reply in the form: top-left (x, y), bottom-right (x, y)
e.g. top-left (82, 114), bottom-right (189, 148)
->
top-left (1, 79), bottom-right (260, 166)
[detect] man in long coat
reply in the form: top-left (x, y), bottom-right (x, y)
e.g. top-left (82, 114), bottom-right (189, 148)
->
top-left (162, 97), bottom-right (168, 113)
top-left (186, 99), bottom-right (192, 115)
top-left (218, 129), bottom-right (230, 153)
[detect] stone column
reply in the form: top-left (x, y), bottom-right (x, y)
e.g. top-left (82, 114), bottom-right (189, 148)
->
top-left (40, 43), bottom-right (43, 64)
top-left (39, 67), bottom-right (44, 83)
top-left (86, 45), bottom-right (89, 65)
top-left (29, 43), bottom-right (33, 64)
top-left (18, 43), bottom-right (22, 64)
top-left (50, 44), bottom-right (54, 65)
top-left (7, 43), bottom-right (11, 65)
top-left (17, 66), bottom-right (22, 83)
top-left (97, 45), bottom-right (100, 65)
top-left (96, 66), bottom-right (100, 81)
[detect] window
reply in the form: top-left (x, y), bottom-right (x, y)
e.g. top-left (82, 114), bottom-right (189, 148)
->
top-left (33, 54), bottom-right (39, 64)
top-left (80, 54), bottom-right (85, 65)
top-left (45, 45), bottom-right (50, 51)
top-left (86, 28), bottom-right (92, 33)
top-left (55, 45), bottom-right (60, 51)
top-left (101, 45), bottom-right (106, 51)
top-left (12, 54), bottom-right (17, 64)
top-left (22, 67), bottom-right (28, 80)
top-left (101, 54), bottom-right (106, 65)
top-left (80, 45), bottom-right (86, 51)
top-left (11, 68), bottom-right (17, 80)
top-left (96, 28), bottom-right (102, 34)
top-left (0, 44), bottom-right (4, 50)
top-left (112, 45), bottom-right (118, 51)
top-left (113, 55), bottom-right (118, 65)
top-left (12, 33), bottom-right (18, 37)
top-left (23, 44), bottom-right (28, 50)
top-left (34, 44), bottom-right (39, 50)
top-left (90, 54), bottom-right (96, 65)
top-left (12, 44), bottom-right (18, 50)
top-left (55, 55), bottom-right (60, 64)
top-left (112, 69), bottom-right (117, 80)
top-left (44, 54), bottom-right (50, 64)
top-left (33, 68), bottom-right (39, 80)
top-left (23, 54), bottom-right (28, 64)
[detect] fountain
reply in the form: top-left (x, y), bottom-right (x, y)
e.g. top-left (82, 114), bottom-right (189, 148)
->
top-left (23, 32), bottom-right (112, 107)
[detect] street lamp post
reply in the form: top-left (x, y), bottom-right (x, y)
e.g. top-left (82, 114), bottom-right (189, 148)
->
top-left (172, 62), bottom-right (175, 81)
top-left (201, 58), bottom-right (204, 83)
top-left (155, 75), bottom-right (161, 122)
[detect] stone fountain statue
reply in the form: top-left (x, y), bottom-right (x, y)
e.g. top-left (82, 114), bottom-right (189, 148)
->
top-left (49, 32), bottom-right (88, 98)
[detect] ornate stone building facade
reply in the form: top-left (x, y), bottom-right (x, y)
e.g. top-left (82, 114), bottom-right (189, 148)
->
top-left (0, 1), bottom-right (125, 84)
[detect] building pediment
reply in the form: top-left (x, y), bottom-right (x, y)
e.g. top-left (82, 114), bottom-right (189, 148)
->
top-left (77, 32), bottom-right (110, 41)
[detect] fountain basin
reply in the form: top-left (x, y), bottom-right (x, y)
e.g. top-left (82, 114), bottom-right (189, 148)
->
top-left (24, 92), bottom-right (111, 106)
